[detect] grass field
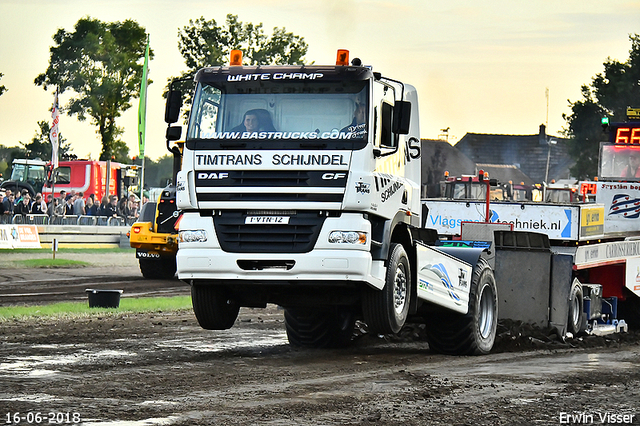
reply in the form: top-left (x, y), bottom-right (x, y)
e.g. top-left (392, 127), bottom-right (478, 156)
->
top-left (0, 295), bottom-right (193, 322)
top-left (0, 247), bottom-right (137, 268)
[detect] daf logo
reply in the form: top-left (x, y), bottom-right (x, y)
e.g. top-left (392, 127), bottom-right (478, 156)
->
top-left (198, 172), bottom-right (229, 179)
top-left (322, 173), bottom-right (346, 180)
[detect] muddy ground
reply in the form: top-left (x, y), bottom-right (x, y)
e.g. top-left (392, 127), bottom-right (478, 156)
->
top-left (1, 251), bottom-right (639, 425)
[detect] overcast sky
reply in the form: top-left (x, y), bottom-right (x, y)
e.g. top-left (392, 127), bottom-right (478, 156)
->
top-left (0, 0), bottom-right (638, 161)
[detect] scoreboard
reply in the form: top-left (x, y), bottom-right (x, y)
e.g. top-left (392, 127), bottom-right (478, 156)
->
top-left (609, 108), bottom-right (640, 144)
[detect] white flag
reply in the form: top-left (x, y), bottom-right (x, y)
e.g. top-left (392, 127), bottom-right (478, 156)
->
top-left (50, 88), bottom-right (60, 169)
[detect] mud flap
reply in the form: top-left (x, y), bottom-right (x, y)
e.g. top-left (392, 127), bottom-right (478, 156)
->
top-left (415, 242), bottom-right (476, 314)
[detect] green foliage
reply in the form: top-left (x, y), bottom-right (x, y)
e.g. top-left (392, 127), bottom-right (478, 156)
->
top-left (169, 14), bottom-right (309, 115)
top-left (131, 154), bottom-right (173, 187)
top-left (34, 17), bottom-right (153, 164)
top-left (178, 14), bottom-right (307, 69)
top-left (563, 34), bottom-right (640, 179)
top-left (0, 72), bottom-right (6, 97)
top-left (0, 144), bottom-right (27, 181)
top-left (20, 120), bottom-right (72, 161)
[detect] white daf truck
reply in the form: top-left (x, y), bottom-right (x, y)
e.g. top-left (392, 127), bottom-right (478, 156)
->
top-left (164, 50), bottom-right (624, 354)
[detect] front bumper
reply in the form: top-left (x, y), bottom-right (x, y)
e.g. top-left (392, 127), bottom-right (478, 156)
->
top-left (177, 248), bottom-right (385, 289)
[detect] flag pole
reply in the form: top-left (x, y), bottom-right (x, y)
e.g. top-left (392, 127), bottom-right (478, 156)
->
top-left (49, 87), bottom-right (60, 217)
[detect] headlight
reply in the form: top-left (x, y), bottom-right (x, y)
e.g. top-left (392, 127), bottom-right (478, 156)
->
top-left (328, 231), bottom-right (367, 245)
top-left (179, 229), bottom-right (208, 243)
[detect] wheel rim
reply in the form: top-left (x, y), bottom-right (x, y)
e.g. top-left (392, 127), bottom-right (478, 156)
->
top-left (478, 283), bottom-right (495, 339)
top-left (570, 292), bottom-right (581, 327)
top-left (393, 264), bottom-right (408, 315)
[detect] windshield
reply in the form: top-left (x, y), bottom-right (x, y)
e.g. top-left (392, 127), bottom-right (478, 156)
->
top-left (599, 144), bottom-right (640, 181)
top-left (450, 183), bottom-right (487, 200)
top-left (187, 80), bottom-right (369, 145)
top-left (11, 164), bottom-right (46, 184)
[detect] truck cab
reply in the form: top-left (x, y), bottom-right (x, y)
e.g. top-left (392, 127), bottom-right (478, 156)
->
top-left (168, 51), bottom-right (463, 348)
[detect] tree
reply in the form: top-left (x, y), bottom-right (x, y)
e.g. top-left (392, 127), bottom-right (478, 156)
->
top-left (21, 121), bottom-right (72, 161)
top-left (0, 144), bottom-right (27, 181)
top-left (169, 14), bottom-right (308, 111)
top-left (0, 73), bottom-right (6, 97)
top-left (563, 34), bottom-right (640, 179)
top-left (34, 17), bottom-right (153, 163)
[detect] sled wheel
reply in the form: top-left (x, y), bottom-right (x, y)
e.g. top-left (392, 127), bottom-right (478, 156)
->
top-left (426, 258), bottom-right (498, 355)
top-left (284, 307), bottom-right (356, 348)
top-left (191, 285), bottom-right (240, 330)
top-left (362, 243), bottom-right (411, 334)
top-left (567, 280), bottom-right (584, 335)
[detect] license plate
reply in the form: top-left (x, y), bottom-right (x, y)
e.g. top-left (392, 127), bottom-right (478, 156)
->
top-left (245, 216), bottom-right (290, 224)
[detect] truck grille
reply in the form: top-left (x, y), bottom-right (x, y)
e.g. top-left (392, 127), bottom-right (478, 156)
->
top-left (213, 211), bottom-right (325, 253)
top-left (195, 170), bottom-right (346, 204)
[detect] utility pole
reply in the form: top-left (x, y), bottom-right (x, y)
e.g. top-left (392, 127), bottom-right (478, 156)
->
top-left (545, 138), bottom-right (557, 184)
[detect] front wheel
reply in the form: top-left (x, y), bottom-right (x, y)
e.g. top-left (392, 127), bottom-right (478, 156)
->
top-left (191, 285), bottom-right (240, 330)
top-left (425, 258), bottom-right (498, 355)
top-left (362, 243), bottom-right (411, 334)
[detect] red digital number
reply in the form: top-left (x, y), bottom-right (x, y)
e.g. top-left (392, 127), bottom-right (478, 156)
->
top-left (579, 183), bottom-right (597, 195)
top-left (616, 127), bottom-right (640, 144)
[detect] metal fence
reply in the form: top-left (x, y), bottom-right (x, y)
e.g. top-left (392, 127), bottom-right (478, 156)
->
top-left (0, 214), bottom-right (136, 227)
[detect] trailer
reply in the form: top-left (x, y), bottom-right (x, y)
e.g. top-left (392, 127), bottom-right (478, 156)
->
top-left (424, 109), bottom-right (640, 333)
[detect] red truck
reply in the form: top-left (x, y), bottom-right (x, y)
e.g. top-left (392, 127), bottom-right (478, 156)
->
top-left (1, 158), bottom-right (138, 201)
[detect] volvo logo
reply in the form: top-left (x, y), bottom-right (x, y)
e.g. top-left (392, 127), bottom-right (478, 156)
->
top-left (322, 173), bottom-right (346, 180)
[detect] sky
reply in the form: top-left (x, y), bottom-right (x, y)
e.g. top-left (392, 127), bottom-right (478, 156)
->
top-left (0, 0), bottom-right (639, 161)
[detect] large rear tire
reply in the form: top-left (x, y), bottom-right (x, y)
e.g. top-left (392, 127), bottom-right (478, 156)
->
top-left (362, 243), bottom-right (411, 335)
top-left (425, 258), bottom-right (498, 355)
top-left (618, 289), bottom-right (640, 328)
top-left (138, 256), bottom-right (177, 279)
top-left (159, 256), bottom-right (177, 279)
top-left (139, 258), bottom-right (161, 279)
top-left (284, 307), bottom-right (356, 348)
top-left (191, 285), bottom-right (240, 330)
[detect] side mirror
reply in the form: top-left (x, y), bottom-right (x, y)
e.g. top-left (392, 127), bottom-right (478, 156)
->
top-left (393, 101), bottom-right (411, 135)
top-left (165, 90), bottom-right (183, 124)
top-left (166, 126), bottom-right (182, 142)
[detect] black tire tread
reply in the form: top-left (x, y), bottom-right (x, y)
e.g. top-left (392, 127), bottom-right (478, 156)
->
top-left (191, 285), bottom-right (240, 330)
top-left (362, 243), bottom-right (410, 335)
top-left (284, 307), bottom-right (355, 348)
top-left (139, 258), bottom-right (161, 279)
top-left (138, 256), bottom-right (177, 280)
top-left (567, 281), bottom-right (584, 335)
top-left (425, 258), bottom-right (497, 355)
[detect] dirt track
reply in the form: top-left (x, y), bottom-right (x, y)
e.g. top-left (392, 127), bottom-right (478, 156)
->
top-left (1, 251), bottom-right (640, 425)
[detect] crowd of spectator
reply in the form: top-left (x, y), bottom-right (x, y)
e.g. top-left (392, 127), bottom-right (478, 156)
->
top-left (1, 188), bottom-right (149, 221)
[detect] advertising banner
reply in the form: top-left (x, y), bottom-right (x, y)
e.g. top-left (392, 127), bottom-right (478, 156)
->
top-left (595, 182), bottom-right (640, 235)
top-left (0, 225), bottom-right (41, 249)
top-left (625, 256), bottom-right (640, 297)
top-left (423, 200), bottom-right (579, 241)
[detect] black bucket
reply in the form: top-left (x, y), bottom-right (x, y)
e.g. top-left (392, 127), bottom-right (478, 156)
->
top-left (85, 289), bottom-right (123, 308)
